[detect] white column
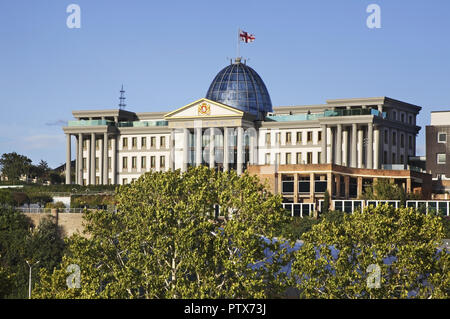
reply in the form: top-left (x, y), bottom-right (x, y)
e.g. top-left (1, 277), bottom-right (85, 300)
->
top-left (237, 127), bottom-right (243, 175)
top-left (374, 126), bottom-right (380, 169)
top-left (249, 128), bottom-right (256, 165)
top-left (90, 133), bottom-right (96, 184)
top-left (170, 130), bottom-right (175, 171)
top-left (65, 134), bottom-right (71, 184)
top-left (209, 128), bottom-right (215, 169)
top-left (86, 138), bottom-right (91, 185)
top-left (357, 128), bottom-right (363, 168)
top-left (78, 133), bottom-right (83, 185)
top-left (336, 124), bottom-right (342, 165)
top-left (329, 127), bottom-right (333, 164)
top-left (351, 123), bottom-right (357, 168)
top-left (182, 128), bottom-right (189, 172)
top-left (223, 127), bottom-right (229, 172)
top-left (321, 125), bottom-right (327, 164)
top-left (111, 136), bottom-right (117, 184)
top-left (342, 128), bottom-right (348, 166)
top-left (195, 127), bottom-right (202, 166)
top-left (103, 132), bottom-right (108, 184)
top-left (367, 123), bottom-right (373, 169)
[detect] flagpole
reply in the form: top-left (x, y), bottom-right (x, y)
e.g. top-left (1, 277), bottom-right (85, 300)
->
top-left (237, 28), bottom-right (240, 59)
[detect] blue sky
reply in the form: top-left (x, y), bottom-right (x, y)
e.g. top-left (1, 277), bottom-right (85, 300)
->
top-left (0, 0), bottom-right (449, 167)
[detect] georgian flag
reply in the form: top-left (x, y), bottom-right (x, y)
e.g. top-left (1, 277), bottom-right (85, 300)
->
top-left (239, 30), bottom-right (255, 43)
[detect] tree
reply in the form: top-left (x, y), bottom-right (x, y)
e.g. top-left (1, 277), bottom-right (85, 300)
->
top-left (34, 167), bottom-right (292, 299)
top-left (361, 178), bottom-right (408, 205)
top-left (0, 207), bottom-right (66, 298)
top-left (30, 160), bottom-right (50, 182)
top-left (291, 204), bottom-right (449, 298)
top-left (0, 152), bottom-right (32, 181)
top-left (322, 190), bottom-right (330, 214)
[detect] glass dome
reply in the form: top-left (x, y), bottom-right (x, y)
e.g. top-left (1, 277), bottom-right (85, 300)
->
top-left (206, 58), bottom-right (272, 118)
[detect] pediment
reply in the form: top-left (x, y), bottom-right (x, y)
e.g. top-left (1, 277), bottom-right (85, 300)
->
top-left (164, 98), bottom-right (244, 119)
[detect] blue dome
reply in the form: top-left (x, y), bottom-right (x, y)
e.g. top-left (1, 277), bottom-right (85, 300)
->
top-left (206, 58), bottom-right (272, 118)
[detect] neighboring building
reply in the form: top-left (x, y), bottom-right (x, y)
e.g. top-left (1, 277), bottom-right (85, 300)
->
top-left (426, 111), bottom-right (450, 194)
top-left (63, 57), bottom-right (430, 200)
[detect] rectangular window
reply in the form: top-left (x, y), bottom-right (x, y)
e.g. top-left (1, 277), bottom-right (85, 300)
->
top-left (151, 156), bottom-right (156, 168)
top-left (296, 132), bottom-right (302, 144)
top-left (408, 115), bottom-right (412, 125)
top-left (400, 134), bottom-right (404, 148)
top-left (95, 176), bottom-right (100, 185)
top-left (286, 132), bottom-right (292, 144)
top-left (392, 153), bottom-right (396, 164)
top-left (296, 152), bottom-right (302, 164)
top-left (438, 133), bottom-right (447, 143)
top-left (95, 157), bottom-right (99, 172)
top-left (82, 158), bottom-right (87, 170)
top-left (286, 153), bottom-right (291, 164)
top-left (160, 136), bottom-right (166, 148)
top-left (437, 154), bottom-right (446, 164)
top-left (401, 113), bottom-right (405, 122)
top-left (132, 137), bottom-right (137, 148)
top-left (141, 156), bottom-right (146, 169)
top-left (307, 131), bottom-right (313, 143)
top-left (383, 151), bottom-right (387, 163)
top-left (131, 156), bottom-right (136, 169)
top-left (141, 137), bottom-right (147, 148)
top-left (95, 139), bottom-right (100, 150)
top-left (276, 133), bottom-right (281, 144)
top-left (107, 157), bottom-right (111, 171)
top-left (318, 152), bottom-right (322, 164)
top-left (265, 133), bottom-right (271, 146)
top-left (160, 156), bottom-right (166, 168)
top-left (122, 157), bottom-right (128, 169)
top-left (392, 132), bottom-right (397, 146)
top-left (122, 178), bottom-right (128, 185)
top-left (151, 137), bottom-right (156, 148)
top-left (82, 179), bottom-right (86, 186)
top-left (123, 137), bottom-right (128, 149)
top-left (400, 155), bottom-right (404, 163)
top-left (307, 152), bottom-right (312, 164)
top-left (318, 131), bottom-right (322, 142)
top-left (265, 153), bottom-right (270, 164)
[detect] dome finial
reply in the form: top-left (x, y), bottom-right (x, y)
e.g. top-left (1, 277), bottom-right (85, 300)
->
top-left (234, 57), bottom-right (242, 64)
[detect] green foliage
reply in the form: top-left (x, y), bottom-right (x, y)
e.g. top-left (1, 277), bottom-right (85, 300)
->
top-left (323, 190), bottom-right (330, 214)
top-left (70, 194), bottom-right (115, 209)
top-left (0, 206), bottom-right (66, 298)
top-left (28, 193), bottom-right (53, 207)
top-left (34, 167), bottom-right (292, 299)
top-left (0, 190), bottom-right (14, 206)
top-left (361, 179), bottom-right (406, 201)
top-left (443, 217), bottom-right (450, 239)
top-left (45, 202), bottom-right (66, 209)
top-left (12, 192), bottom-right (30, 207)
top-left (291, 204), bottom-right (449, 299)
top-left (0, 152), bottom-right (32, 181)
top-left (281, 210), bottom-right (345, 241)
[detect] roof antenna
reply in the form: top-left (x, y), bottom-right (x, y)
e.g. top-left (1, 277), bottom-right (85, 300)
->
top-left (118, 84), bottom-right (126, 109)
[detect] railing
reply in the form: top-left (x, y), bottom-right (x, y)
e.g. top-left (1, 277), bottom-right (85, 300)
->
top-left (266, 108), bottom-right (386, 122)
top-left (315, 200), bottom-right (450, 216)
top-left (118, 120), bottom-right (168, 127)
top-left (68, 120), bottom-right (114, 127)
top-left (282, 203), bottom-right (315, 217)
top-left (16, 207), bottom-right (86, 214)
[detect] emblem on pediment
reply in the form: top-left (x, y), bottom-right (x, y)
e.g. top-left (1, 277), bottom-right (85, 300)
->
top-left (198, 102), bottom-right (211, 116)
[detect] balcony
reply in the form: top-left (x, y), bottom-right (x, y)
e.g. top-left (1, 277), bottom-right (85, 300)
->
top-left (118, 120), bottom-right (168, 127)
top-left (266, 108), bottom-right (386, 122)
top-left (68, 120), bottom-right (114, 127)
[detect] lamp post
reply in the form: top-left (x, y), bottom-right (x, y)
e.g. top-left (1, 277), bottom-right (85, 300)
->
top-left (25, 260), bottom-right (39, 299)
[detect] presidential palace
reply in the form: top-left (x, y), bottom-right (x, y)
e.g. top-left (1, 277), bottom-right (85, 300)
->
top-left (63, 57), bottom-right (433, 205)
